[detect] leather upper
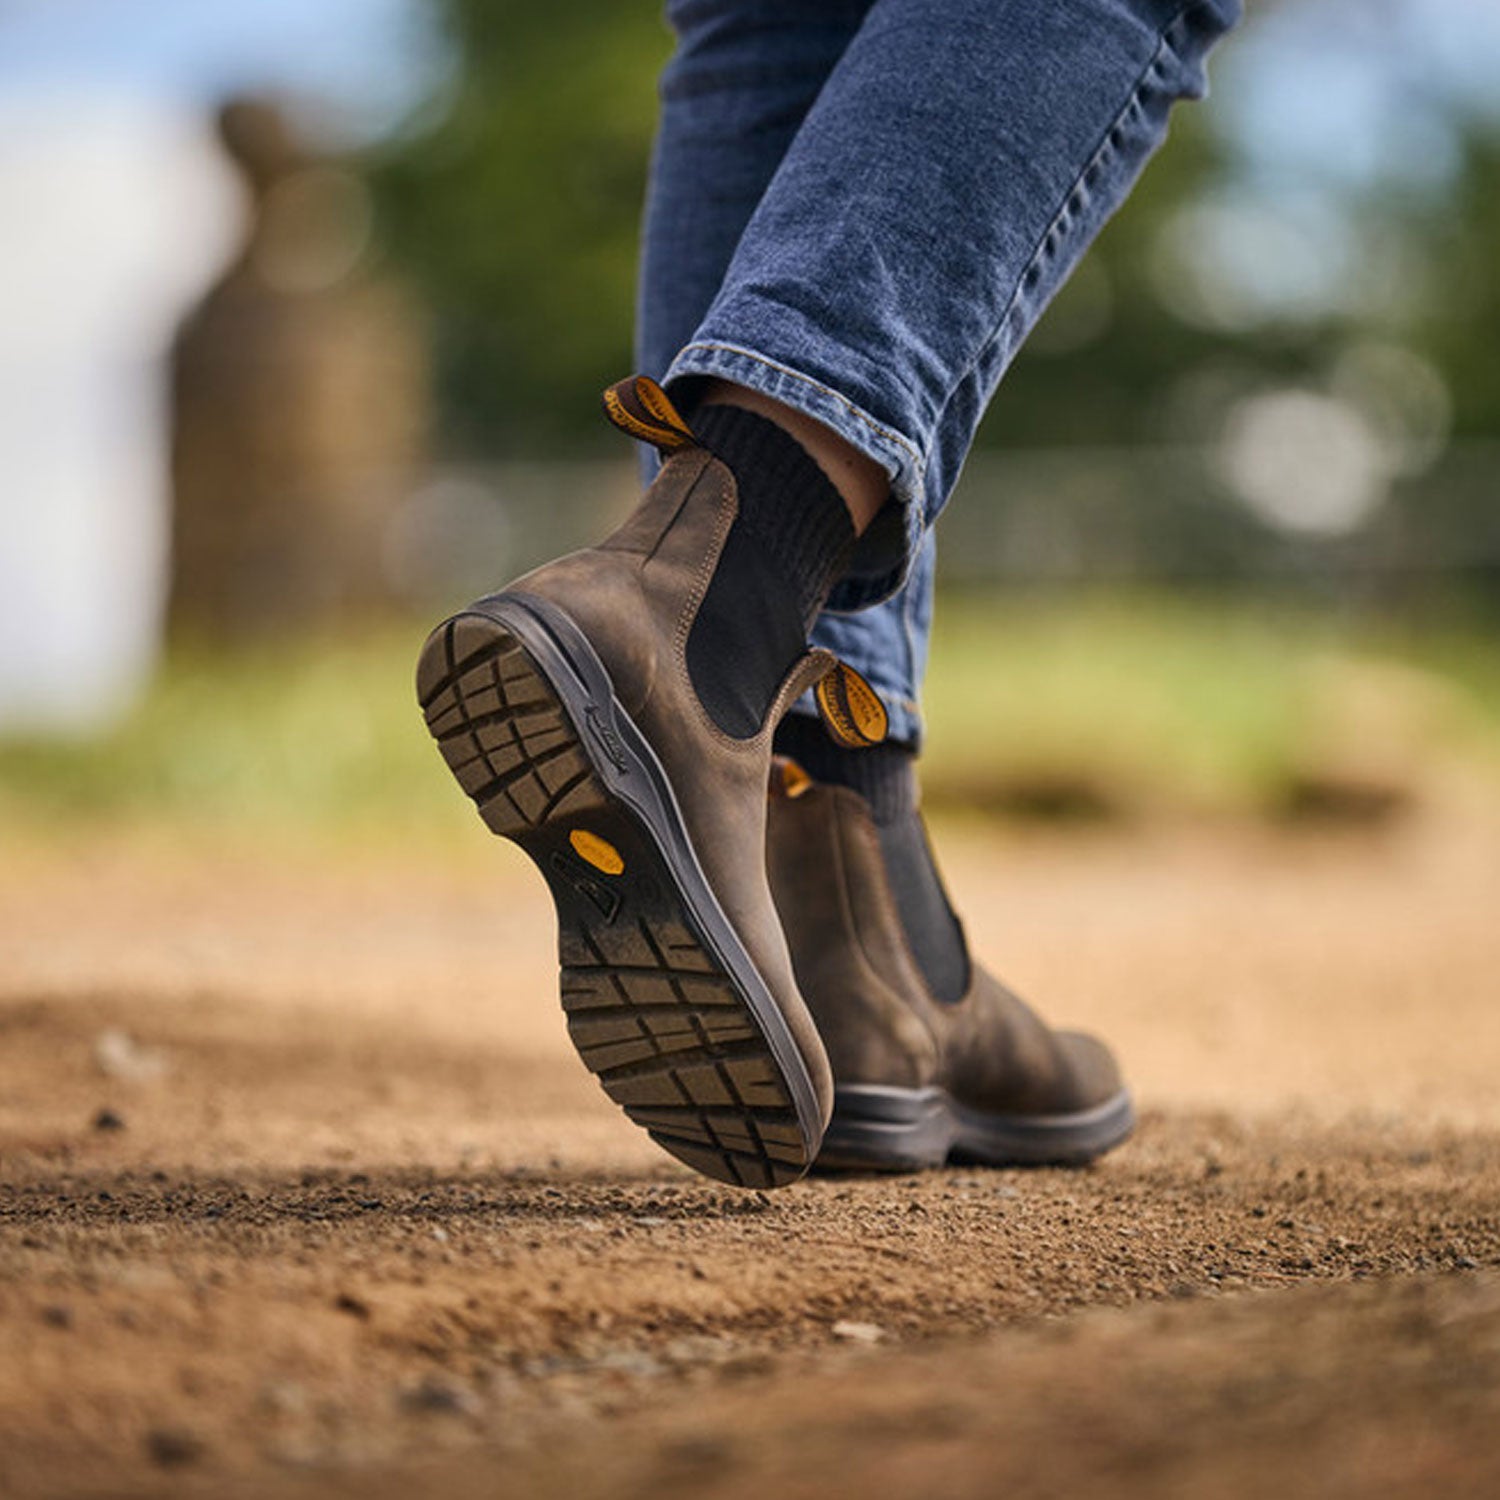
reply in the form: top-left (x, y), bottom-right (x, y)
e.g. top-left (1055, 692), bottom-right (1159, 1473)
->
top-left (510, 448), bottom-right (836, 1129)
top-left (767, 780), bottom-right (1123, 1116)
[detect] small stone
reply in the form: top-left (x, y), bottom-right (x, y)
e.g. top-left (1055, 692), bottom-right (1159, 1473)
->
top-left (400, 1375), bottom-right (480, 1417)
top-left (94, 1028), bottom-right (168, 1083)
top-left (258, 1379), bottom-right (308, 1415)
top-left (92, 1108), bottom-right (126, 1132)
top-left (831, 1320), bottom-right (886, 1345)
top-left (40, 1305), bottom-right (73, 1329)
top-left (146, 1427), bottom-right (204, 1467)
top-left (334, 1292), bottom-right (370, 1319)
top-left (594, 1349), bottom-right (667, 1378)
top-left (662, 1433), bottom-right (733, 1467)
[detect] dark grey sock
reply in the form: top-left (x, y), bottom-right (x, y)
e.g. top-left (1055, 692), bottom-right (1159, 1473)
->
top-left (774, 713), bottom-right (970, 1005)
top-left (686, 404), bottom-right (855, 738)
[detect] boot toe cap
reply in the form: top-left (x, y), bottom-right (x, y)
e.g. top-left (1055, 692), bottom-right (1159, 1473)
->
top-left (1056, 1029), bottom-right (1127, 1110)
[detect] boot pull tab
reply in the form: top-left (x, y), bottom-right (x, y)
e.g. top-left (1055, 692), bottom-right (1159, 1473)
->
top-left (602, 375), bottom-right (696, 454)
top-left (770, 755), bottom-right (814, 800)
top-left (815, 660), bottom-right (889, 749)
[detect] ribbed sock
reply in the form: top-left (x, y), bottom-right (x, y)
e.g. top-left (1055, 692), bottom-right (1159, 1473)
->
top-left (686, 403), bottom-right (855, 738)
top-left (774, 713), bottom-right (970, 1005)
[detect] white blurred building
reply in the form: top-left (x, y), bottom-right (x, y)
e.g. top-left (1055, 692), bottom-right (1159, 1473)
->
top-left (0, 91), bottom-right (241, 732)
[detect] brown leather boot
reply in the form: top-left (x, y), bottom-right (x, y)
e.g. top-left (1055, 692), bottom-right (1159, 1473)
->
top-left (766, 769), bottom-right (1134, 1170)
top-left (416, 379), bottom-right (841, 1188)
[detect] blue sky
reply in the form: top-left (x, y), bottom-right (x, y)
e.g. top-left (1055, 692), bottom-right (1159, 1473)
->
top-left (0, 0), bottom-right (445, 140)
top-left (1217, 0), bottom-right (1500, 193)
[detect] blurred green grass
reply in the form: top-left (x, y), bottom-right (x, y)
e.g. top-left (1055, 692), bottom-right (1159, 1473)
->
top-left (2, 594), bottom-right (1497, 842)
top-left (923, 594), bottom-right (1500, 820)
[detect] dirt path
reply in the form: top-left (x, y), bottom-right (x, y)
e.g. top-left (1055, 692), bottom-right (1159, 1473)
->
top-left (2, 816), bottom-right (1499, 1498)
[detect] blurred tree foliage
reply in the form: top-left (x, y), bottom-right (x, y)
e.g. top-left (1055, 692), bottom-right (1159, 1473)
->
top-left (992, 107), bottom-right (1500, 450)
top-left (1408, 127), bottom-right (1500, 441)
top-left (373, 0), bottom-right (1500, 458)
top-left (373, 0), bottom-right (669, 454)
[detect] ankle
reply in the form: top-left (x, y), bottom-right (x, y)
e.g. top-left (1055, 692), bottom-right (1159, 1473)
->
top-left (692, 404), bottom-right (855, 635)
top-left (684, 406), bottom-right (855, 738)
top-left (697, 380), bottom-right (888, 533)
top-left (774, 711), bottom-right (915, 824)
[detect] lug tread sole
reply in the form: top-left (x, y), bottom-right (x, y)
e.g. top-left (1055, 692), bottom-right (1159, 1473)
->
top-left (417, 612), bottom-right (805, 1189)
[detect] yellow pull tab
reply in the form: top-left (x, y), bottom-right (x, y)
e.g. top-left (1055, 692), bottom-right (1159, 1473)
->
top-left (770, 756), bottom-right (813, 800)
top-left (601, 375), bottom-right (696, 453)
top-left (815, 661), bottom-right (889, 749)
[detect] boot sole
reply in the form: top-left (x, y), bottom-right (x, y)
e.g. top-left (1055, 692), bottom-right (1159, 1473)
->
top-left (815, 1084), bottom-right (1135, 1173)
top-left (416, 590), bottom-right (822, 1189)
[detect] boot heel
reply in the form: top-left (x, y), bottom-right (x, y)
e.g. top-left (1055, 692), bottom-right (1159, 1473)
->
top-left (817, 1086), bottom-right (955, 1173)
top-left (417, 603), bottom-right (819, 1188)
top-left (417, 613), bottom-right (609, 838)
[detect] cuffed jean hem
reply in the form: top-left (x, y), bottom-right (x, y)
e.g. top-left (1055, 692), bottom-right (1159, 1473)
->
top-left (664, 339), bottom-right (926, 613)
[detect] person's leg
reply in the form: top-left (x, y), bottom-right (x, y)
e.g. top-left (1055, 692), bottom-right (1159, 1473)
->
top-left (654, 0), bottom-right (1236, 1019)
top-left (636, 0), bottom-right (970, 1006)
top-left (667, 0), bottom-right (1242, 733)
top-left (420, 0), bottom-right (1239, 1188)
top-left (418, 4), bottom-right (886, 1190)
top-left (657, 0), bottom-right (1236, 1168)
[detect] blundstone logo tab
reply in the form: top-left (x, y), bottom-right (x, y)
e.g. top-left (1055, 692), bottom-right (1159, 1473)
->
top-left (815, 662), bottom-right (889, 749)
top-left (602, 375), bottom-right (696, 453)
top-left (569, 829), bottom-right (625, 876)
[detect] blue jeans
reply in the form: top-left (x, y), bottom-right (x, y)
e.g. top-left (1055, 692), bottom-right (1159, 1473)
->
top-left (638, 0), bottom-right (1240, 744)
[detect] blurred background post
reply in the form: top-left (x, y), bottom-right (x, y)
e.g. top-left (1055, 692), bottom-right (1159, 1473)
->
top-left (170, 96), bottom-right (427, 636)
top-left (0, 0), bottom-right (1497, 828)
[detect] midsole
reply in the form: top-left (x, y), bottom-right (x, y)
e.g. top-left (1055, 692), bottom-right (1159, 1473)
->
top-left (827, 1083), bottom-right (1136, 1166)
top-left (467, 590), bottom-right (823, 1149)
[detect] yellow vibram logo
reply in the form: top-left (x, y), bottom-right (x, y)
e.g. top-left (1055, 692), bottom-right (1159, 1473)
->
top-left (569, 829), bottom-right (625, 876)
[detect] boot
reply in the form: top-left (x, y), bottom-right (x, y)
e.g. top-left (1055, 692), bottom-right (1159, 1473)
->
top-left (766, 770), bottom-right (1134, 1170)
top-left (416, 378), bottom-right (841, 1188)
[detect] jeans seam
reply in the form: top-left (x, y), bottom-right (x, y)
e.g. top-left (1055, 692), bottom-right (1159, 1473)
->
top-left (900, 558), bottom-right (922, 736)
top-left (927, 9), bottom-right (1194, 457)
